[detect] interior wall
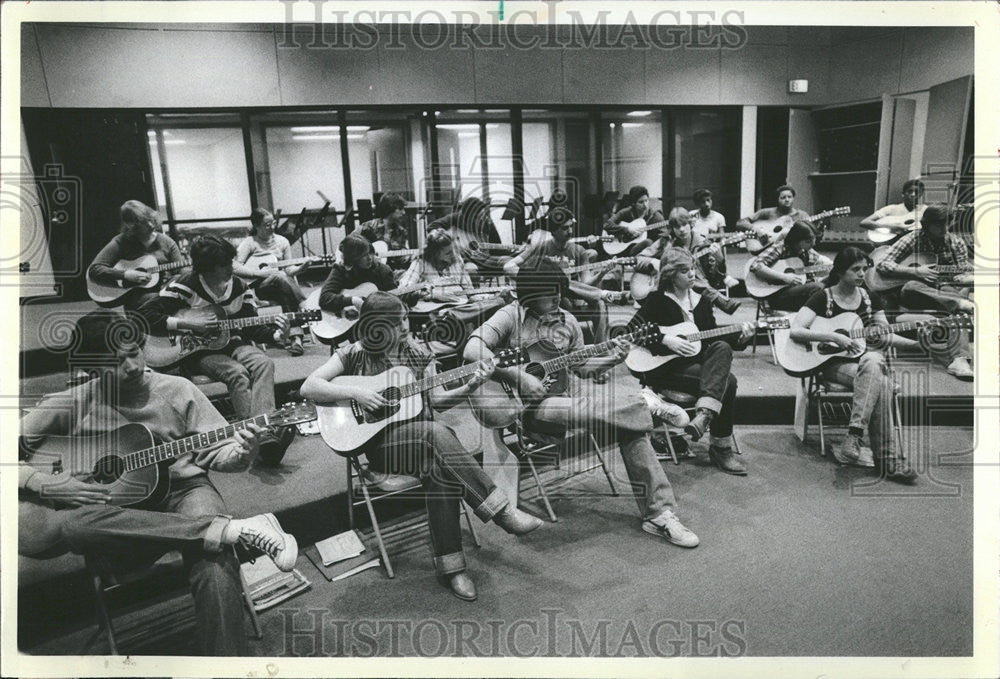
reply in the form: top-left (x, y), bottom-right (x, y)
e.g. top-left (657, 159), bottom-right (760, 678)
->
top-left (21, 24), bottom-right (975, 109)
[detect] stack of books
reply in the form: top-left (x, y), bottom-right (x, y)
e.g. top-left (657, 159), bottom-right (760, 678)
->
top-left (239, 557), bottom-right (311, 612)
top-left (304, 529), bottom-right (381, 581)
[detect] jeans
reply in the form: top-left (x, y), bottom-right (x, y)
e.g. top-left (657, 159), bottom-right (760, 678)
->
top-left (822, 352), bottom-right (899, 460)
top-left (899, 281), bottom-right (972, 361)
top-left (524, 377), bottom-right (678, 521)
top-left (255, 273), bottom-right (305, 339)
top-left (766, 282), bottom-right (825, 312)
top-left (191, 343), bottom-right (276, 419)
top-left (19, 475), bottom-right (246, 656)
top-left (367, 419), bottom-right (508, 576)
top-left (644, 341), bottom-right (738, 448)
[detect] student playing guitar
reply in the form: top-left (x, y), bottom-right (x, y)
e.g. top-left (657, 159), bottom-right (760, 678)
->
top-left (788, 247), bottom-right (918, 483)
top-left (859, 178), bottom-right (926, 240)
top-left (747, 221), bottom-right (832, 311)
top-left (299, 292), bottom-right (542, 602)
top-left (628, 248), bottom-right (755, 476)
top-left (18, 313), bottom-right (298, 655)
top-left (317, 233), bottom-right (396, 315)
top-left (88, 200), bottom-right (186, 310)
top-left (736, 184), bottom-right (813, 243)
top-left (464, 260), bottom-right (701, 549)
top-left (141, 235), bottom-right (295, 466)
top-left (234, 208), bottom-right (306, 356)
top-left (603, 185), bottom-right (665, 257)
top-left (357, 192), bottom-right (414, 272)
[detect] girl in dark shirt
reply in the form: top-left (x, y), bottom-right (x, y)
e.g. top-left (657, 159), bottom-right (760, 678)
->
top-left (300, 293), bottom-right (541, 601)
top-left (630, 248), bottom-right (754, 476)
top-left (789, 247), bottom-right (917, 483)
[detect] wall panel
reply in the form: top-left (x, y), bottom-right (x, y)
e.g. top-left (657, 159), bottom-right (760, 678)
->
top-left (20, 26), bottom-right (51, 107)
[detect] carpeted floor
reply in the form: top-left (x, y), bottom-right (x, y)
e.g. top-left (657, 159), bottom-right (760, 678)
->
top-left (24, 426), bottom-right (974, 658)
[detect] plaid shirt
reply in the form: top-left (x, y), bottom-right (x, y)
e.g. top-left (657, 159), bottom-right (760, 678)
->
top-left (748, 243), bottom-right (828, 274)
top-left (875, 229), bottom-right (970, 274)
top-left (396, 256), bottom-right (472, 295)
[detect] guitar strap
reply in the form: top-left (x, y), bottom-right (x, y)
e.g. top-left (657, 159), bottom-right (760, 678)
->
top-left (824, 287), bottom-right (872, 319)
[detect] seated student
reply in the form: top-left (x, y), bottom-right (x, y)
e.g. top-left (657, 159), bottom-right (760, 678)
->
top-left (234, 208), bottom-right (306, 356)
top-left (463, 260), bottom-right (700, 548)
top-left (18, 312), bottom-right (298, 656)
top-left (397, 227), bottom-right (477, 302)
top-left (428, 197), bottom-right (512, 282)
top-left (747, 221), bottom-right (832, 311)
top-left (789, 247), bottom-right (919, 483)
top-left (358, 192), bottom-right (414, 271)
top-left (629, 248), bottom-right (754, 476)
top-left (637, 207), bottom-right (741, 315)
top-left (141, 234), bottom-right (294, 466)
top-left (736, 184), bottom-right (813, 241)
top-left (299, 292), bottom-right (541, 602)
top-left (689, 188), bottom-right (727, 241)
top-left (603, 185), bottom-right (665, 257)
top-left (89, 200), bottom-right (186, 310)
top-left (859, 178), bottom-right (926, 236)
top-left (317, 233), bottom-right (396, 315)
top-left (873, 203), bottom-right (974, 380)
top-left (505, 207), bottom-right (620, 343)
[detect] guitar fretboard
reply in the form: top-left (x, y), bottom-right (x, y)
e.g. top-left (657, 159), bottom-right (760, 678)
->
top-left (849, 316), bottom-right (969, 340)
top-left (693, 235), bottom-right (746, 255)
top-left (677, 322), bottom-right (757, 342)
top-left (123, 414), bottom-right (271, 471)
top-left (536, 328), bottom-right (646, 374)
top-left (218, 311), bottom-right (311, 331)
top-left (395, 356), bottom-right (505, 399)
top-left (383, 249), bottom-right (421, 258)
top-left (563, 258), bottom-right (631, 275)
top-left (149, 260), bottom-right (190, 274)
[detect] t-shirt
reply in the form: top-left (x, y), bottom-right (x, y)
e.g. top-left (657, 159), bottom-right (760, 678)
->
top-left (870, 202), bottom-right (926, 222)
top-left (803, 287), bottom-right (881, 326)
top-left (471, 302), bottom-right (585, 357)
top-left (235, 234), bottom-right (292, 265)
top-left (523, 238), bottom-right (589, 270)
top-left (690, 210), bottom-right (726, 240)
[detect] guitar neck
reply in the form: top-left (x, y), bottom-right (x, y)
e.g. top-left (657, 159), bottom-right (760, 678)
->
top-left (633, 220), bottom-right (669, 235)
top-left (396, 357), bottom-right (502, 398)
top-left (384, 249), bottom-right (421, 258)
top-left (123, 414), bottom-right (272, 471)
top-left (152, 259), bottom-right (190, 274)
top-left (218, 311), bottom-right (303, 331)
top-left (694, 235), bottom-right (745, 255)
top-left (536, 329), bottom-right (643, 373)
top-left (564, 259), bottom-right (628, 275)
top-left (676, 323), bottom-right (749, 343)
top-left (796, 263), bottom-right (832, 275)
top-left (849, 316), bottom-right (964, 340)
top-left (392, 278), bottom-right (459, 296)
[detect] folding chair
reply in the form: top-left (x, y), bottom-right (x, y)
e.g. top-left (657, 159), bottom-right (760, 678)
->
top-left (802, 374), bottom-right (904, 458)
top-left (651, 388), bottom-right (742, 465)
top-left (751, 297), bottom-right (788, 364)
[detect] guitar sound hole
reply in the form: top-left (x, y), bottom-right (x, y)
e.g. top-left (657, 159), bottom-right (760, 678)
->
top-left (91, 455), bottom-right (125, 484)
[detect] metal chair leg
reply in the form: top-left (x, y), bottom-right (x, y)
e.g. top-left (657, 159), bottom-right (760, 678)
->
top-left (346, 458), bottom-right (355, 532)
top-left (816, 388), bottom-right (827, 457)
top-left (662, 423), bottom-right (679, 465)
top-left (461, 502), bottom-right (481, 549)
top-left (524, 455), bottom-right (559, 522)
top-left (752, 299), bottom-right (762, 354)
top-left (589, 434), bottom-right (619, 496)
top-left (90, 570), bottom-right (119, 655)
top-left (357, 477), bottom-right (395, 578)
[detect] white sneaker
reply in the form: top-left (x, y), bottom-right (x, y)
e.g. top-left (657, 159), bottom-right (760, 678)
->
top-left (639, 387), bottom-right (690, 428)
top-left (947, 357), bottom-right (974, 381)
top-left (642, 509), bottom-right (700, 548)
top-left (225, 513), bottom-right (298, 572)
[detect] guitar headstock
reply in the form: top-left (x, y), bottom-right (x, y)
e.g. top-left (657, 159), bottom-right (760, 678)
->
top-left (268, 401), bottom-right (318, 427)
top-left (944, 312), bottom-right (974, 330)
top-left (493, 347), bottom-right (528, 369)
top-left (613, 257), bottom-right (637, 267)
top-left (299, 309), bottom-right (323, 323)
top-left (317, 254), bottom-right (337, 265)
top-left (625, 323), bottom-right (656, 344)
top-left (761, 316), bottom-right (791, 330)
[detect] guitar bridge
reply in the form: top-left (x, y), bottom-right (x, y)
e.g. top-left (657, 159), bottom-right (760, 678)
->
top-left (350, 400), bottom-right (365, 424)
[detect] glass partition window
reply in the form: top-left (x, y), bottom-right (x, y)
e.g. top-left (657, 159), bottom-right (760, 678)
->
top-left (671, 108), bottom-right (741, 226)
top-left (602, 110), bottom-right (663, 207)
top-left (264, 125), bottom-right (346, 216)
top-left (148, 126), bottom-right (252, 223)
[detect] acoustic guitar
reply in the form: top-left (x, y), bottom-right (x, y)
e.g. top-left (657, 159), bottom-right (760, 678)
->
top-left (601, 218), bottom-right (670, 256)
top-left (743, 256), bottom-right (833, 298)
top-left (865, 248), bottom-right (970, 293)
top-left (143, 307), bottom-right (321, 368)
top-left (556, 256), bottom-right (636, 277)
top-left (304, 278), bottom-right (461, 343)
top-left (628, 235), bottom-right (747, 301)
top-left (315, 349), bottom-right (526, 454)
top-left (411, 286), bottom-right (514, 313)
top-left (743, 206), bottom-right (850, 253)
top-left (87, 256), bottom-right (190, 306)
top-left (371, 241), bottom-right (421, 259)
top-left (236, 253), bottom-right (336, 284)
top-left (568, 235), bottom-right (614, 245)
top-left (21, 402), bottom-right (317, 508)
top-left (624, 317), bottom-right (790, 373)
top-left (466, 324), bottom-right (656, 427)
top-left (773, 312), bottom-right (973, 376)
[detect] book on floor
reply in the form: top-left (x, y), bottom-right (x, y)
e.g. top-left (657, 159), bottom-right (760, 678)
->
top-left (314, 529), bottom-right (366, 565)
top-left (240, 555), bottom-right (311, 612)
top-left (305, 532), bottom-right (381, 582)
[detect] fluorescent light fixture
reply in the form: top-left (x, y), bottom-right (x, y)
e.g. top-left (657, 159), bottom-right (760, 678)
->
top-left (621, 122), bottom-right (645, 128)
top-left (346, 125), bottom-right (370, 132)
top-left (627, 110), bottom-right (653, 117)
top-left (458, 132), bottom-right (479, 139)
top-left (290, 126), bottom-right (338, 133)
top-left (437, 123), bottom-right (500, 130)
top-left (292, 134), bottom-right (340, 141)
top-left (149, 139), bottom-right (186, 145)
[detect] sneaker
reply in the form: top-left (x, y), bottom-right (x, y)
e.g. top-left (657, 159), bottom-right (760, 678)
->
top-left (946, 357), bottom-right (974, 381)
top-left (832, 434), bottom-right (863, 465)
top-left (642, 509), bottom-right (700, 548)
top-left (226, 513), bottom-right (298, 572)
top-left (639, 388), bottom-right (690, 428)
top-left (258, 426), bottom-right (295, 467)
top-left (650, 431), bottom-right (690, 460)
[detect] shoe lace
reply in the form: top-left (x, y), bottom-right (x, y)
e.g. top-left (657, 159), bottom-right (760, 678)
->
top-left (240, 527), bottom-right (282, 558)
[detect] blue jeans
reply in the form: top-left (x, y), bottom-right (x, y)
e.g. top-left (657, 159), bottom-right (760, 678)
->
top-left (191, 343), bottom-right (276, 419)
top-left (822, 352), bottom-right (899, 460)
top-left (19, 475), bottom-right (246, 655)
